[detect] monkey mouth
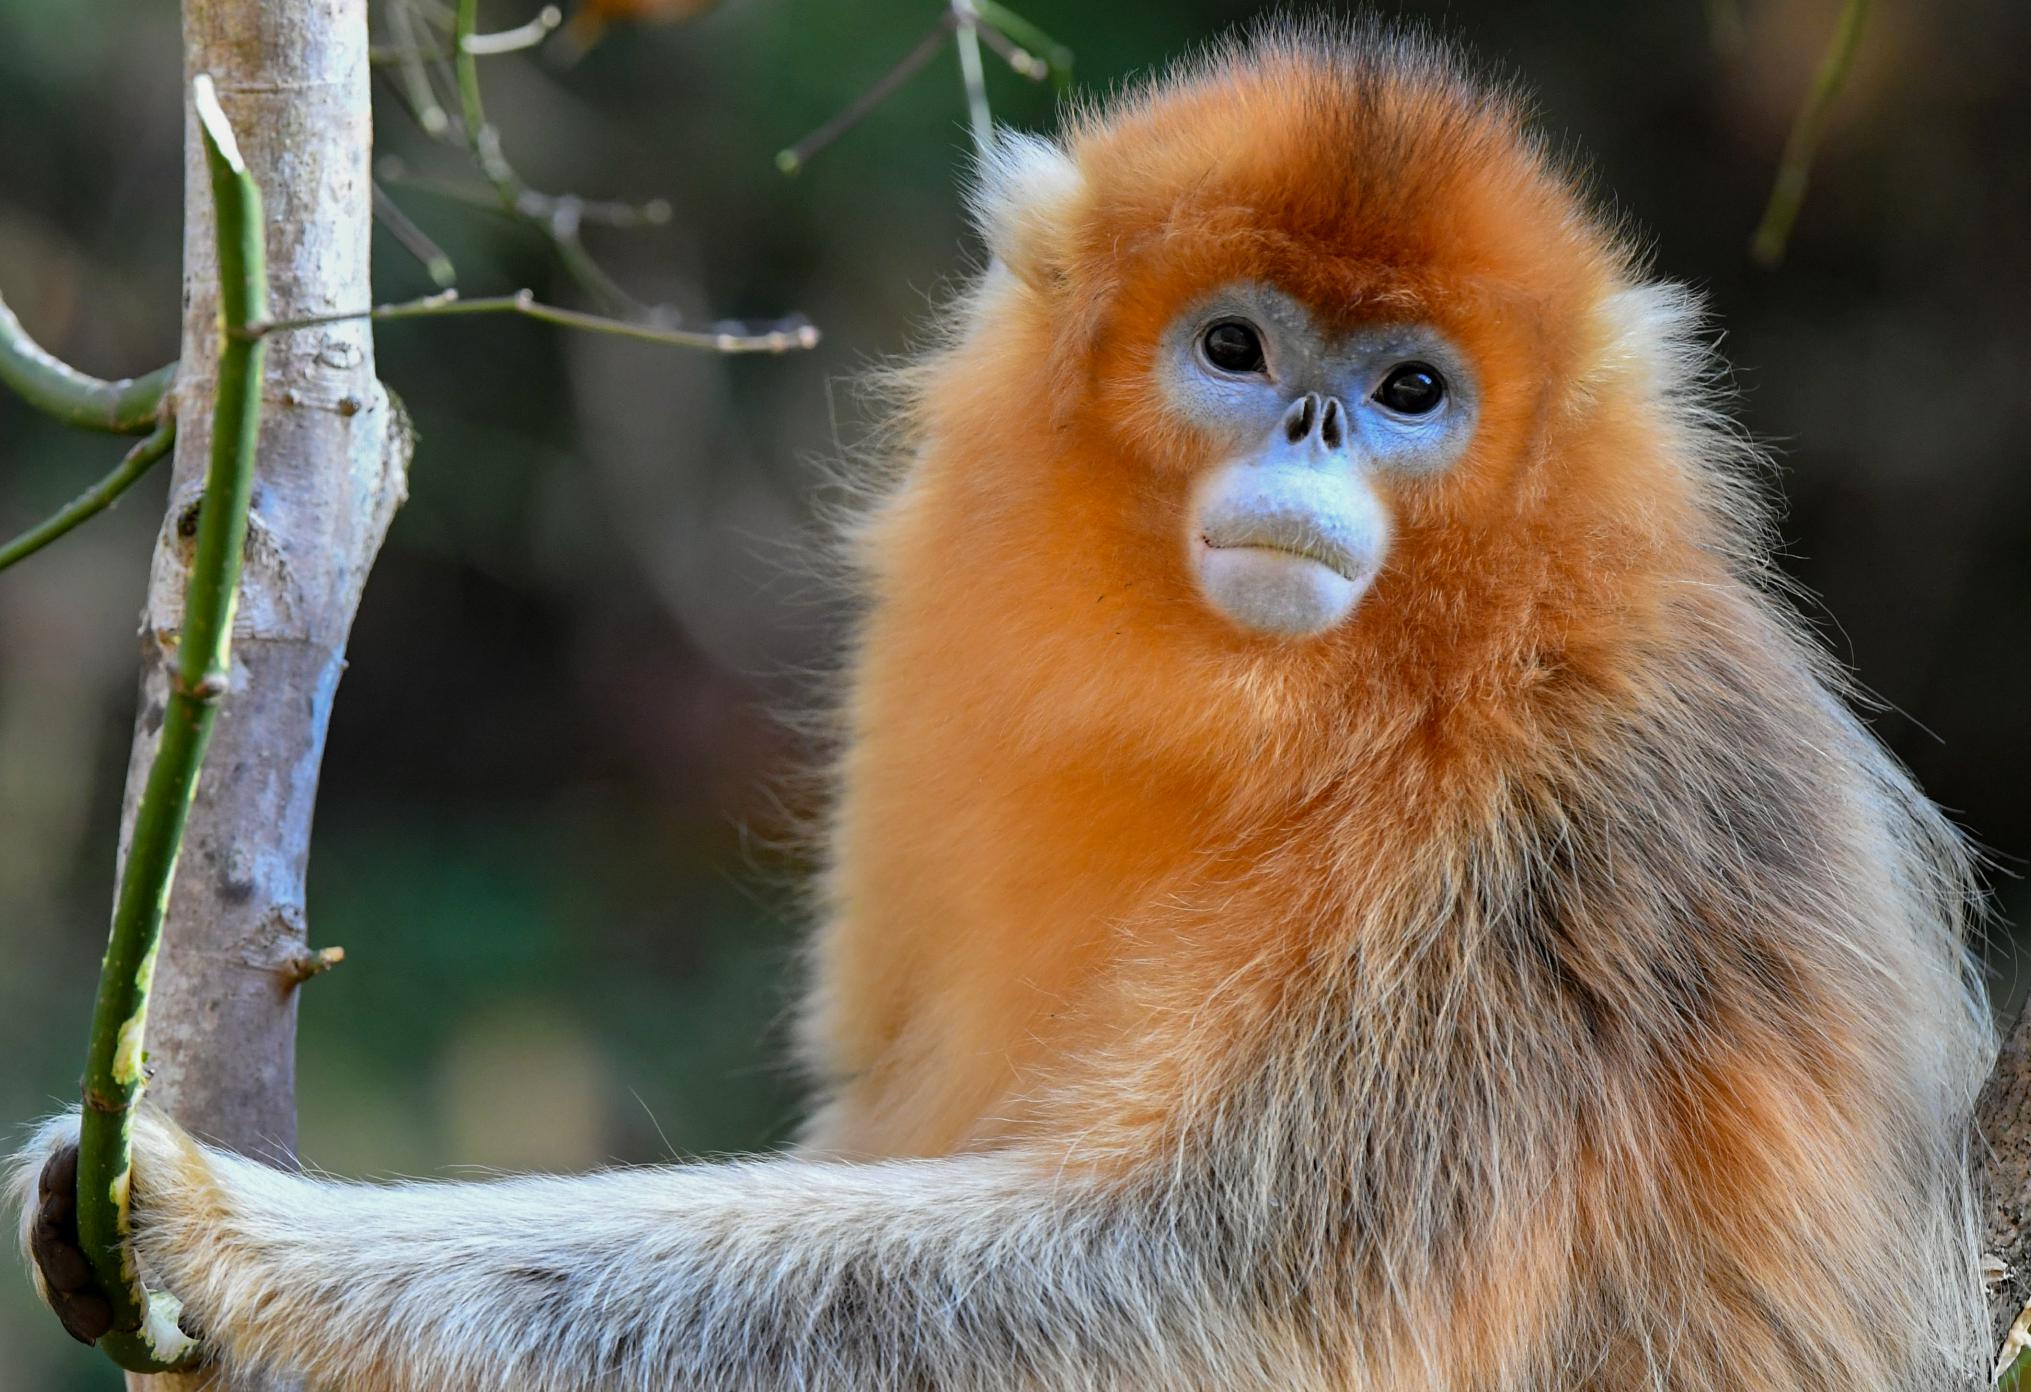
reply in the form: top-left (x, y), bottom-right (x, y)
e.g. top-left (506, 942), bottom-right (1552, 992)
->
top-left (1189, 482), bottom-right (1384, 638)
top-left (1198, 532), bottom-right (1362, 583)
top-left (1192, 529), bottom-right (1374, 639)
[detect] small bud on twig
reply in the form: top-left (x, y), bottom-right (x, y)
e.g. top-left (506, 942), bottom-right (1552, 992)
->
top-left (281, 946), bottom-right (346, 987)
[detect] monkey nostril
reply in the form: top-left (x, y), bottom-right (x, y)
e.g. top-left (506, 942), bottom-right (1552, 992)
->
top-left (1320, 397), bottom-right (1344, 450)
top-left (1283, 393), bottom-right (1318, 445)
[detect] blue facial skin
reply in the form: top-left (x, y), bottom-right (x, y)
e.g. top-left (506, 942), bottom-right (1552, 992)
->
top-left (1157, 283), bottom-right (1480, 638)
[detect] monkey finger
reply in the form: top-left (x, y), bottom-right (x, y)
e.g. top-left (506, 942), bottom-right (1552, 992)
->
top-left (29, 1210), bottom-right (94, 1294)
top-left (38, 1142), bottom-right (78, 1215)
top-left (37, 1181), bottom-right (74, 1226)
top-left (49, 1288), bottom-right (113, 1346)
top-left (37, 1180), bottom-right (77, 1237)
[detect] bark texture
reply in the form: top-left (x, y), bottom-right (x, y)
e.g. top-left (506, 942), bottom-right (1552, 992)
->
top-left (1983, 1000), bottom-right (2031, 1351)
top-left (123, 2), bottom-right (409, 1387)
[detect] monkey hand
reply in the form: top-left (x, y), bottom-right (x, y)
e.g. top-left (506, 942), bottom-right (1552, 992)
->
top-left (12, 1108), bottom-right (211, 1355)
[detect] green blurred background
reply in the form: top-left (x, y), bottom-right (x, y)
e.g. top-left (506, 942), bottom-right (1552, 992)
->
top-left (2, 0), bottom-right (2026, 1384)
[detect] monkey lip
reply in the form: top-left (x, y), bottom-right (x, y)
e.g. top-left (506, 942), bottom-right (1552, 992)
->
top-left (1198, 533), bottom-right (1362, 583)
top-left (1192, 533), bottom-right (1372, 639)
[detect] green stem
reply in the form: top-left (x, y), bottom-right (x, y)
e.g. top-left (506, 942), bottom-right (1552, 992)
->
top-left (452, 0), bottom-right (487, 136)
top-left (0, 419), bottom-right (175, 573)
top-left (447, 0), bottom-right (650, 314)
top-left (74, 73), bottom-right (269, 1377)
top-left (0, 290), bottom-right (173, 434)
top-left (453, 0), bottom-right (520, 209)
top-left (1750, 0), bottom-right (1871, 267)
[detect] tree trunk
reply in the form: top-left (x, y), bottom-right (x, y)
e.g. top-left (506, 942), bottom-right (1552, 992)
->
top-left (123, 2), bottom-right (407, 1387)
top-left (1983, 1002), bottom-right (2031, 1352)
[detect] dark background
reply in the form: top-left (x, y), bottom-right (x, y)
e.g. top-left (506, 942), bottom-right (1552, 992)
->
top-left (1, 1), bottom-right (2025, 1383)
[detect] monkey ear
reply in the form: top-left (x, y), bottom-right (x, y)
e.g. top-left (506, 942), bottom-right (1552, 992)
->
top-left (967, 131), bottom-right (1086, 291)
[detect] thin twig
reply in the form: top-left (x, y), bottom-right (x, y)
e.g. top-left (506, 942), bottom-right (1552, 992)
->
top-left (373, 159), bottom-right (523, 218)
top-left (774, 2), bottom-right (1071, 176)
top-left (452, 0), bottom-right (495, 150)
top-left (951, 0), bottom-right (994, 155)
top-left (247, 288), bottom-right (820, 354)
top-left (382, 159), bottom-right (673, 231)
top-left (972, 0), bottom-right (1072, 86)
top-left (0, 418), bottom-right (174, 573)
top-left (775, 10), bottom-right (960, 175)
top-left (376, 0), bottom-right (741, 330)
top-left (569, 195), bottom-right (673, 230)
top-left (0, 289), bottom-right (174, 434)
top-left (385, 0), bottom-right (451, 135)
top-left (463, 3), bottom-right (563, 55)
top-left (515, 298), bottom-right (817, 353)
top-left (447, 0), bottom-right (672, 312)
top-left (77, 74), bottom-right (269, 1376)
top-left (540, 191), bottom-right (646, 314)
top-left (373, 182), bottom-right (458, 288)
top-left (1750, 0), bottom-right (1872, 268)
top-left (973, 20), bottom-right (1046, 82)
top-left (280, 945), bottom-right (346, 987)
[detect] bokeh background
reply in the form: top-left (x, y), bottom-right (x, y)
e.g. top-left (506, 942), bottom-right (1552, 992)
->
top-left (2, 0), bottom-right (2025, 1383)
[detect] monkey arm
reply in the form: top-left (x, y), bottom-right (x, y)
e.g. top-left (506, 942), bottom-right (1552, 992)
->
top-left (15, 1110), bottom-right (1271, 1392)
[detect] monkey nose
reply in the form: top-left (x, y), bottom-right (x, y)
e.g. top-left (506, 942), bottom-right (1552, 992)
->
top-left (1278, 393), bottom-right (1348, 457)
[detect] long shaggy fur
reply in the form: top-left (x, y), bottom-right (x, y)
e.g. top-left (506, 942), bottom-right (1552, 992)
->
top-left (14, 22), bottom-right (1992, 1391)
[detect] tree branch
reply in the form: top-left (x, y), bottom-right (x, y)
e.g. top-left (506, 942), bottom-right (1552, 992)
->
top-left (773, 1), bottom-right (1069, 177)
top-left (0, 289), bottom-right (174, 434)
top-left (245, 287), bottom-right (818, 354)
top-left (74, 73), bottom-right (266, 1376)
top-left (448, 0), bottom-right (660, 313)
top-left (0, 419), bottom-right (176, 574)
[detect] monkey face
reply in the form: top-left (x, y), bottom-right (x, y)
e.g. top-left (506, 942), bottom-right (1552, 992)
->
top-left (1156, 282), bottom-right (1480, 637)
top-left (893, 38), bottom-right (1648, 772)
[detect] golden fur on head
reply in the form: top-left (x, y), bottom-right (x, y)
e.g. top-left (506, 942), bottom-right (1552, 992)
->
top-left (806, 18), bottom-right (1993, 1389)
top-left (849, 24), bottom-right (1723, 784)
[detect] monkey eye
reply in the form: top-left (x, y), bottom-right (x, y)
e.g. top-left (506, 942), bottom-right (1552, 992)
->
top-left (1374, 362), bottom-right (1446, 416)
top-left (1201, 320), bottom-right (1267, 375)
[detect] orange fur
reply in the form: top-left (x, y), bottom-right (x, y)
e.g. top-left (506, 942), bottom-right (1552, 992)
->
top-left (813, 35), bottom-right (1714, 1161)
top-left (801, 22), bottom-right (1989, 1389)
